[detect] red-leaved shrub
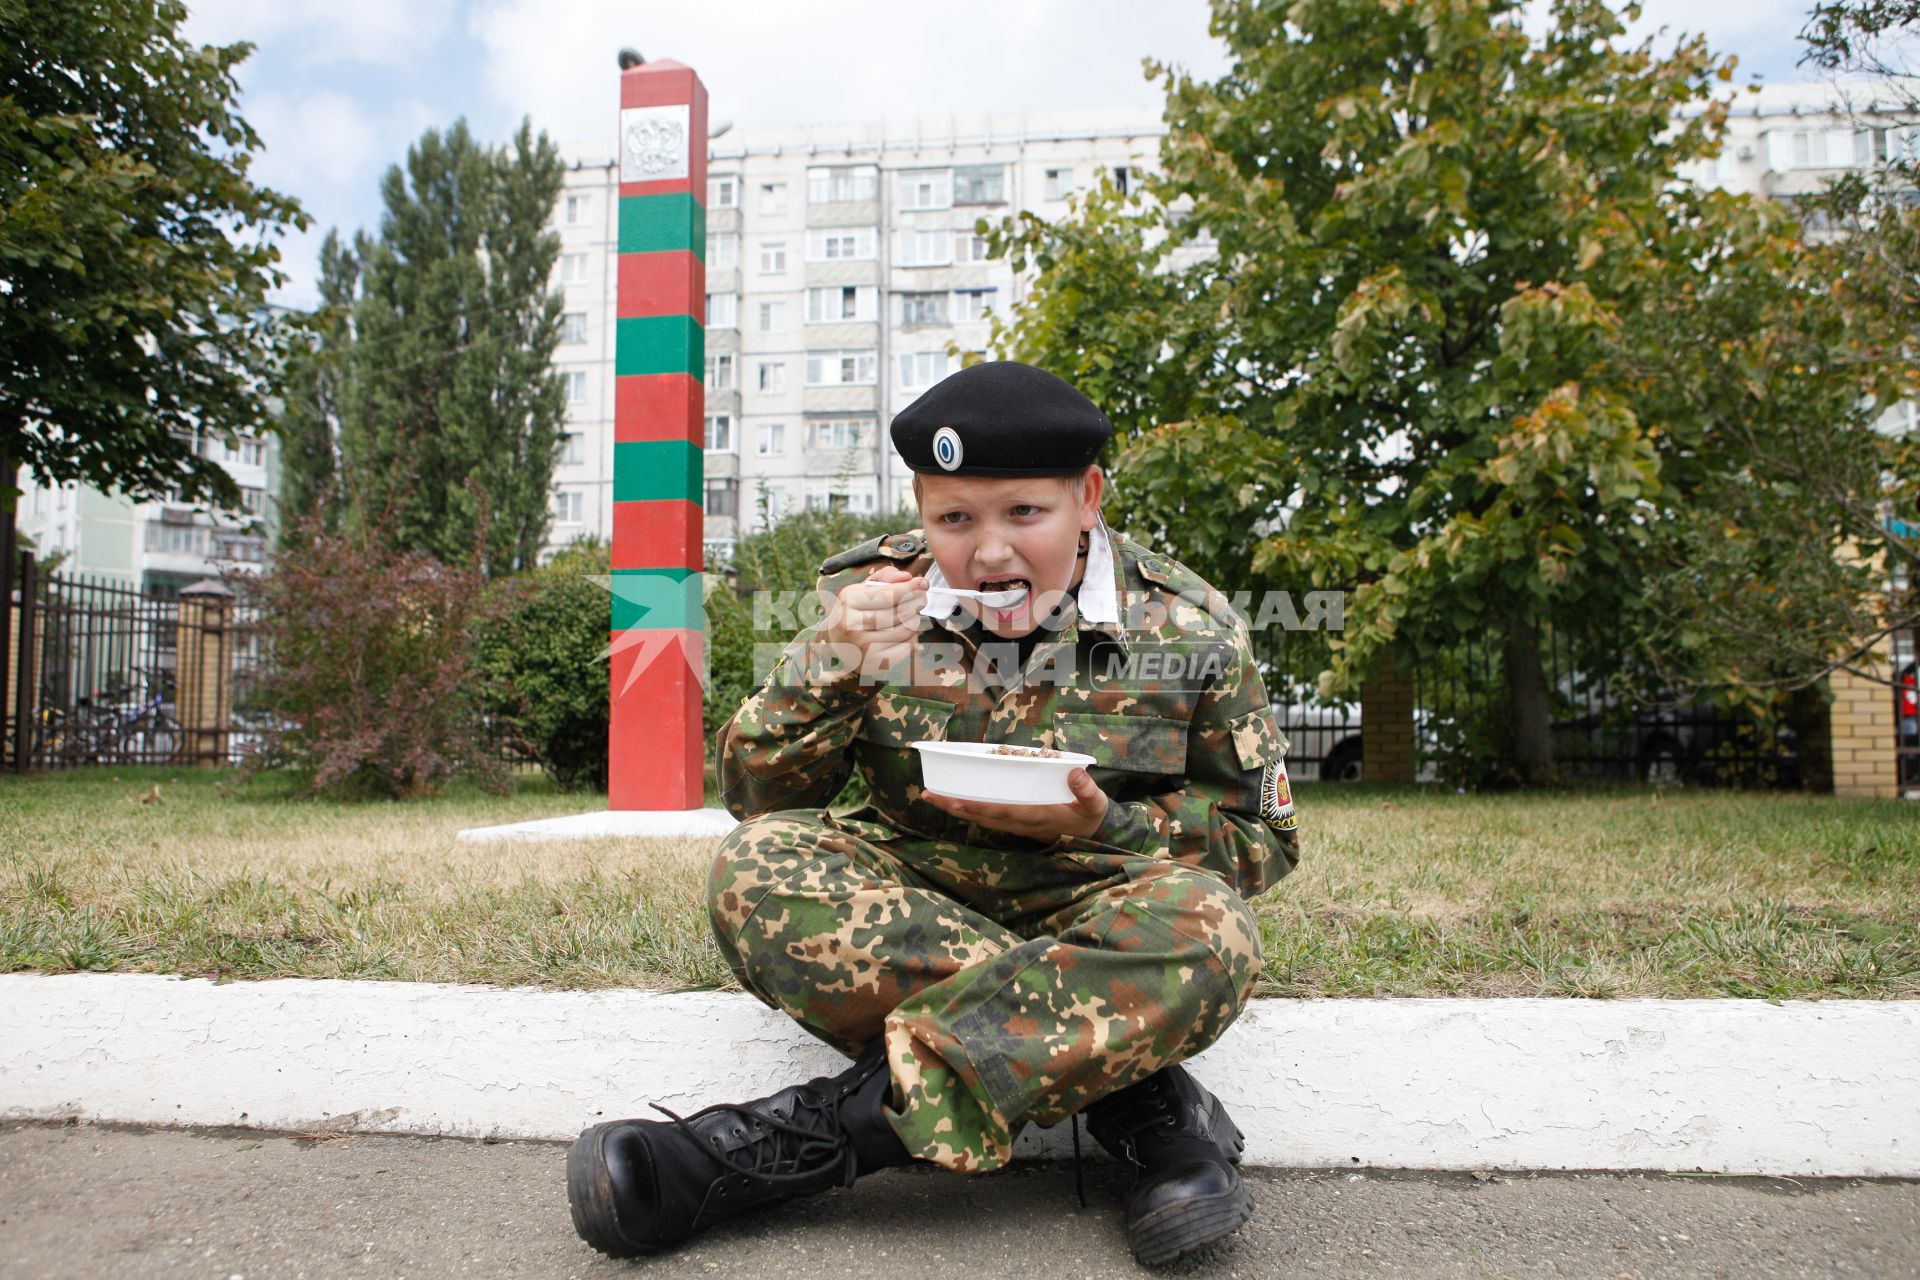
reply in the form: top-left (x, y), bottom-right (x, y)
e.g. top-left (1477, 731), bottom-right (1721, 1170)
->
top-left (239, 506), bottom-right (511, 799)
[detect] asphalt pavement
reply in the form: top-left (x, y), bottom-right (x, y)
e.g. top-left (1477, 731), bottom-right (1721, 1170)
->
top-left (2, 1120), bottom-right (1916, 1279)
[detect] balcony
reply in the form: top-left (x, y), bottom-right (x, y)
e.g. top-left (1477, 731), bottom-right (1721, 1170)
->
top-left (806, 199), bottom-right (881, 229)
top-left (802, 386), bottom-right (879, 413)
top-left (804, 259), bottom-right (882, 288)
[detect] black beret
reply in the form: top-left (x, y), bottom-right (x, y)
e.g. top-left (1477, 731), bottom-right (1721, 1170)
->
top-left (890, 360), bottom-right (1112, 476)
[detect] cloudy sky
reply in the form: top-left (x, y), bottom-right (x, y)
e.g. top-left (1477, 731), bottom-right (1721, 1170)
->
top-left (179, 0), bottom-right (1826, 308)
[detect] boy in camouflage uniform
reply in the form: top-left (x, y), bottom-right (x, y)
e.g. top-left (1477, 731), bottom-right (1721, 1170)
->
top-left (568, 362), bottom-right (1299, 1267)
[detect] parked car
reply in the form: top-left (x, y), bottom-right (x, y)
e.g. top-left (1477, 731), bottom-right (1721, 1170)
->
top-left (1271, 695), bottom-right (1363, 783)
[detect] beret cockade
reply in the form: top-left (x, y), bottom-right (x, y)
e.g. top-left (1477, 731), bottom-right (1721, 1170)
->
top-left (889, 360), bottom-right (1112, 477)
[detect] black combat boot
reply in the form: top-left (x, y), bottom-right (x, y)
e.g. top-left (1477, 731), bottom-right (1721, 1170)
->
top-left (566, 1042), bottom-right (911, 1257)
top-left (1084, 1064), bottom-right (1252, 1267)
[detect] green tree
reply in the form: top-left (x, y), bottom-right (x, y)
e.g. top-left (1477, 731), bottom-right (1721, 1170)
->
top-left (274, 233), bottom-right (357, 548)
top-left (0, 0), bottom-right (306, 511)
top-left (988, 0), bottom-right (1909, 781)
top-left (282, 120), bottom-right (567, 577)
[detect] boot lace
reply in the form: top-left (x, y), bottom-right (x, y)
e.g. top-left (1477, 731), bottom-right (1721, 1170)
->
top-left (650, 1087), bottom-right (857, 1187)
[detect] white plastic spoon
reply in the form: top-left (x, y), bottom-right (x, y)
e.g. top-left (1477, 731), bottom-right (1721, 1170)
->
top-left (931, 585), bottom-right (1030, 608)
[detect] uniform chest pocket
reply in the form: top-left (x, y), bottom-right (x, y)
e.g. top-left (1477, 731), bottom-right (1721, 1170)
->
top-left (856, 693), bottom-right (955, 748)
top-left (1053, 711), bottom-right (1189, 781)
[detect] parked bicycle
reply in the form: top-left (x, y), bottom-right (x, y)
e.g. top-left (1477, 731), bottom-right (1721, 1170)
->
top-left (58, 668), bottom-right (183, 765)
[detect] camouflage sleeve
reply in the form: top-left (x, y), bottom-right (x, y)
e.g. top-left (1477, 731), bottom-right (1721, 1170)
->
top-left (714, 622), bottom-right (873, 820)
top-left (1066, 630), bottom-right (1300, 898)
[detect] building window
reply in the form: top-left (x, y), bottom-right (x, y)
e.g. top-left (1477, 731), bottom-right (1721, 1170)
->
top-left (706, 291), bottom-right (738, 329)
top-left (804, 349), bottom-right (876, 386)
top-left (552, 489), bottom-right (584, 524)
top-left (804, 490), bottom-right (848, 513)
top-left (561, 312), bottom-right (588, 344)
top-left (758, 361), bottom-right (787, 394)
top-left (807, 284), bottom-right (874, 322)
top-left (567, 370), bottom-right (588, 402)
top-left (757, 422), bottom-right (787, 456)
top-left (960, 233), bottom-right (992, 263)
top-left (239, 439), bottom-right (266, 467)
top-left (760, 241), bottom-right (787, 274)
top-left (708, 175), bottom-right (738, 208)
top-left (145, 522), bottom-right (212, 555)
top-left (1044, 167), bottom-right (1072, 201)
top-left (560, 252), bottom-right (589, 284)
top-left (952, 164), bottom-right (1004, 205)
top-left (805, 488), bottom-right (871, 513)
top-left (706, 233), bottom-right (739, 268)
top-left (807, 165), bottom-right (877, 203)
top-left (896, 229), bottom-right (952, 268)
top-left (705, 354), bottom-right (734, 390)
top-left (953, 289), bottom-right (996, 323)
top-left (899, 351), bottom-right (957, 390)
top-left (897, 169), bottom-right (952, 211)
top-left (808, 418), bottom-right (873, 450)
top-left (806, 228), bottom-right (876, 262)
top-left (758, 299), bottom-right (788, 332)
top-left (564, 194), bottom-right (591, 226)
top-left (704, 478), bottom-right (739, 518)
top-left (704, 414), bottom-right (735, 452)
top-left (759, 181), bottom-right (788, 214)
top-left (560, 432), bottom-right (585, 465)
top-left (239, 486), bottom-right (267, 515)
top-left (899, 292), bottom-right (947, 326)
top-left (214, 535), bottom-right (264, 564)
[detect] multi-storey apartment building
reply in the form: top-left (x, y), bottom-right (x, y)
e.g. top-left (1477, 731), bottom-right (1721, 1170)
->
top-left (14, 427), bottom-right (277, 594)
top-left (1679, 80), bottom-right (1920, 437)
top-left (546, 108), bottom-right (1172, 562)
top-left (547, 85), bottom-right (1917, 564)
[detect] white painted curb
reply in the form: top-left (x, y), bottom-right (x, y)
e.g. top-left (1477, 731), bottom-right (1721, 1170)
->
top-left (2, 974), bottom-right (1915, 1176)
top-left (456, 808), bottom-right (738, 842)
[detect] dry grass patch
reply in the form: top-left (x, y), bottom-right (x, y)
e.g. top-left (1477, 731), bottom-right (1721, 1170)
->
top-left (2, 768), bottom-right (1915, 998)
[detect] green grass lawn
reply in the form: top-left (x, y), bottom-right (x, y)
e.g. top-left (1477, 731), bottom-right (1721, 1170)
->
top-left (2, 766), bottom-right (1915, 999)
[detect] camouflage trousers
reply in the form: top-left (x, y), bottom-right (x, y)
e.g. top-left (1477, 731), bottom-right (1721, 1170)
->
top-left (706, 808), bottom-right (1263, 1173)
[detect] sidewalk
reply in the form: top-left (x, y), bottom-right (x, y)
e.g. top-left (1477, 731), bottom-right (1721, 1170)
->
top-left (3, 1120), bottom-right (1916, 1279)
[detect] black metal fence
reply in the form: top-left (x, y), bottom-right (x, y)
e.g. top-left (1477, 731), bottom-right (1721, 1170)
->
top-left (1415, 627), bottom-right (1805, 788)
top-left (4, 553), bottom-right (249, 771)
top-left (1260, 622), bottom-right (1804, 788)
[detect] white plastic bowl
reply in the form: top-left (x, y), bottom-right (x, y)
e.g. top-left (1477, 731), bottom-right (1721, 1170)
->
top-left (911, 740), bottom-right (1098, 805)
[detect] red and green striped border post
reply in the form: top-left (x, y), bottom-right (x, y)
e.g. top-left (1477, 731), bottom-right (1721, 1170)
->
top-left (610, 60), bottom-right (708, 810)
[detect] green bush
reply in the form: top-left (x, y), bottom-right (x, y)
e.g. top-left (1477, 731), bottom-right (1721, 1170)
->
top-left (472, 539), bottom-right (614, 791)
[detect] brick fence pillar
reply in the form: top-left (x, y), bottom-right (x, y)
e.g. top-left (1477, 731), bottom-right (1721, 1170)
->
top-left (1830, 654), bottom-right (1897, 799)
top-left (175, 579), bottom-right (233, 766)
top-left (1362, 649), bottom-right (1416, 783)
top-left (6, 562), bottom-right (40, 770)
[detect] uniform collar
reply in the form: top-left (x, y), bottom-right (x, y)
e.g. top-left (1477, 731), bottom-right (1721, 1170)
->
top-left (919, 518), bottom-right (1121, 626)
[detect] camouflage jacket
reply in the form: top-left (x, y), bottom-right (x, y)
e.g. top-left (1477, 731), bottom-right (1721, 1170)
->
top-left (714, 527), bottom-right (1300, 900)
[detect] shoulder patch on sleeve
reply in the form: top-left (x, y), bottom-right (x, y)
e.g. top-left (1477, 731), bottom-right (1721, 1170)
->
top-left (1260, 758), bottom-right (1297, 831)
